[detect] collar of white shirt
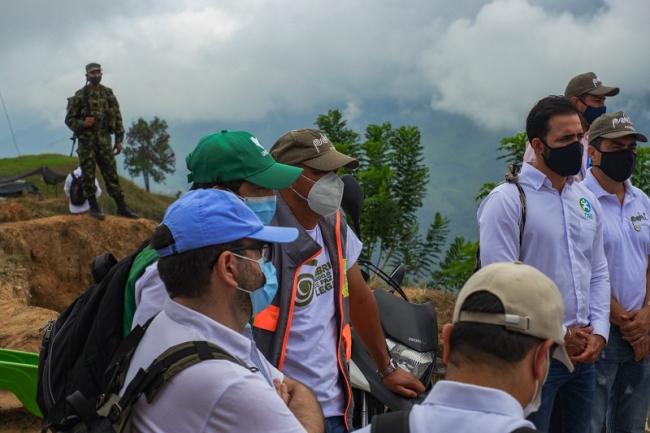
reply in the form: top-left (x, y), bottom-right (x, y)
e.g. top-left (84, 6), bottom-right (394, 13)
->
top-left (162, 298), bottom-right (255, 361)
top-left (583, 168), bottom-right (637, 201)
top-left (422, 380), bottom-right (526, 418)
top-left (521, 161), bottom-right (575, 191)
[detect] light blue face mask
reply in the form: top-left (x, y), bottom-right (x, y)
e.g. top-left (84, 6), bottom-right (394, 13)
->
top-left (242, 195), bottom-right (277, 225)
top-left (232, 253), bottom-right (279, 316)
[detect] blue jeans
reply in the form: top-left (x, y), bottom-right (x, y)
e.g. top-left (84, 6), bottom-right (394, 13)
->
top-left (527, 359), bottom-right (596, 433)
top-left (325, 416), bottom-right (348, 433)
top-left (590, 327), bottom-right (650, 433)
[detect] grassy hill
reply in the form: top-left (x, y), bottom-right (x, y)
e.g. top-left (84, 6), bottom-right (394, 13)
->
top-left (0, 154), bottom-right (174, 221)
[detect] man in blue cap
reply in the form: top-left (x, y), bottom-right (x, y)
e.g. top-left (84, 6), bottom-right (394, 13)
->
top-left (121, 189), bottom-right (323, 433)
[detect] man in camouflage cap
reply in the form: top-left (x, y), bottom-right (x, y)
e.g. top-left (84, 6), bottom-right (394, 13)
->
top-left (65, 63), bottom-right (137, 220)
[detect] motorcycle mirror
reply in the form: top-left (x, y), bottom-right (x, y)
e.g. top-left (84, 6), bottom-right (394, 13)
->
top-left (389, 263), bottom-right (406, 286)
top-left (341, 174), bottom-right (364, 235)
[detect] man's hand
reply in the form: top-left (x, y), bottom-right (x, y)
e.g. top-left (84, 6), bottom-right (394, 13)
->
top-left (114, 141), bottom-right (123, 155)
top-left (564, 326), bottom-right (590, 357)
top-left (620, 306), bottom-right (650, 343)
top-left (273, 379), bottom-right (290, 406)
top-left (610, 301), bottom-right (632, 328)
top-left (83, 116), bottom-right (96, 128)
top-left (631, 335), bottom-right (650, 362)
top-left (382, 367), bottom-right (426, 398)
top-left (571, 333), bottom-right (606, 364)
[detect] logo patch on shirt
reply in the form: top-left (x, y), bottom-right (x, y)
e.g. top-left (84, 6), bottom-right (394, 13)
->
top-left (579, 198), bottom-right (593, 220)
top-left (631, 212), bottom-right (648, 232)
top-left (295, 259), bottom-right (334, 307)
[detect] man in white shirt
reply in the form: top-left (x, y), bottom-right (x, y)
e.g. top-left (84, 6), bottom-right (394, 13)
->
top-left (478, 95), bottom-right (611, 433)
top-left (359, 262), bottom-right (573, 433)
top-left (121, 188), bottom-right (324, 433)
top-left (582, 112), bottom-right (650, 433)
top-left (63, 167), bottom-right (101, 214)
top-left (523, 72), bottom-right (619, 181)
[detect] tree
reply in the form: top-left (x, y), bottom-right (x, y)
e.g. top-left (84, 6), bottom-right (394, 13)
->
top-left (632, 147), bottom-right (650, 195)
top-left (476, 132), bottom-right (528, 202)
top-left (123, 117), bottom-right (175, 192)
top-left (430, 237), bottom-right (478, 292)
top-left (315, 109), bottom-right (445, 284)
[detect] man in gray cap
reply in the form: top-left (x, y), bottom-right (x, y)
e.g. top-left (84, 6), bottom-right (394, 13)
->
top-left (252, 129), bottom-right (425, 433)
top-left (524, 72), bottom-right (620, 180)
top-left (65, 62), bottom-right (137, 220)
top-left (360, 262), bottom-right (572, 433)
top-left (582, 112), bottom-right (650, 433)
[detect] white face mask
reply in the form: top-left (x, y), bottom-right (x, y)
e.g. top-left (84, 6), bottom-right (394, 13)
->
top-left (523, 345), bottom-right (550, 417)
top-left (291, 172), bottom-right (344, 216)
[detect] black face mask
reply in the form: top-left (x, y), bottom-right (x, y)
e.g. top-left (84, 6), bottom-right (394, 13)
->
top-left (540, 139), bottom-right (583, 177)
top-left (86, 75), bottom-right (102, 85)
top-left (593, 148), bottom-right (637, 182)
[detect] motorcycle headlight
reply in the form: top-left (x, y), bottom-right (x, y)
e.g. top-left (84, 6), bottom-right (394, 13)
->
top-left (386, 339), bottom-right (434, 382)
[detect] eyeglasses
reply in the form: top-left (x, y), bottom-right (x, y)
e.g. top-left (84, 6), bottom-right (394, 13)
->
top-left (230, 244), bottom-right (272, 261)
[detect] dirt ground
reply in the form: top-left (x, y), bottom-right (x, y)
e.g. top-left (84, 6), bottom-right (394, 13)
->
top-left (0, 200), bottom-right (157, 432)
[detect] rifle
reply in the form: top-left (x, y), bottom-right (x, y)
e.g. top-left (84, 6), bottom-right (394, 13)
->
top-left (69, 134), bottom-right (77, 156)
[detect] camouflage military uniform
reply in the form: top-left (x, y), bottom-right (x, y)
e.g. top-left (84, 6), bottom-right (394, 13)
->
top-left (65, 84), bottom-right (125, 200)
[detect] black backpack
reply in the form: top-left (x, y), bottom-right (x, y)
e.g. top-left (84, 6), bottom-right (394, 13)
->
top-left (69, 172), bottom-right (86, 206)
top-left (475, 163), bottom-right (527, 271)
top-left (36, 242), bottom-right (148, 431)
top-left (43, 317), bottom-right (254, 433)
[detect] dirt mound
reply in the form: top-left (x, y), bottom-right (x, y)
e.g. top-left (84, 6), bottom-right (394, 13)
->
top-left (0, 214), bottom-right (157, 352)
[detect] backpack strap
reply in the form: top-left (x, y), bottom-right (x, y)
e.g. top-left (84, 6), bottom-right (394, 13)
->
top-left (504, 163), bottom-right (527, 251)
top-left (105, 340), bottom-right (256, 423)
top-left (371, 409), bottom-right (411, 433)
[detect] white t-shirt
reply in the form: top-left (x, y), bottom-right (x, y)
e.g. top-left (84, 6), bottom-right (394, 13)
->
top-left (122, 298), bottom-right (305, 433)
top-left (63, 167), bottom-right (101, 214)
top-left (282, 226), bottom-right (362, 417)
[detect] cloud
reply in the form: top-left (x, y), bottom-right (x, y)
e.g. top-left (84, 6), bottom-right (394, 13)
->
top-left (421, 0), bottom-right (650, 130)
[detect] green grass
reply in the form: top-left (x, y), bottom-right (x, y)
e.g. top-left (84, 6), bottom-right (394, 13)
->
top-left (0, 154), bottom-right (174, 221)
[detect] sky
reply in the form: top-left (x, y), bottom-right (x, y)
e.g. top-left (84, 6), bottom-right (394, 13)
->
top-left (1, 0), bottom-right (649, 239)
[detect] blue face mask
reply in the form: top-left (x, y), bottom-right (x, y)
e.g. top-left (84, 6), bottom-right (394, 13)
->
top-left (242, 195), bottom-right (277, 225)
top-left (582, 104), bottom-right (606, 125)
top-left (233, 254), bottom-right (279, 316)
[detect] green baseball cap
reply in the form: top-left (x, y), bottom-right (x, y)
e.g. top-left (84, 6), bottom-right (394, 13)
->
top-left (270, 128), bottom-right (358, 171)
top-left (565, 72), bottom-right (619, 98)
top-left (588, 111), bottom-right (648, 144)
top-left (185, 130), bottom-right (303, 188)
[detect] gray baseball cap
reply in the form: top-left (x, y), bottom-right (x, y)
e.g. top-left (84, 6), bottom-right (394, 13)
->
top-left (589, 111), bottom-right (648, 143)
top-left (565, 72), bottom-right (619, 98)
top-left (270, 128), bottom-right (358, 171)
top-left (453, 262), bottom-right (574, 372)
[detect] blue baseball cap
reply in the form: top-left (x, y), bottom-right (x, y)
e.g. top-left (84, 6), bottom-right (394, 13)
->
top-left (156, 189), bottom-right (298, 257)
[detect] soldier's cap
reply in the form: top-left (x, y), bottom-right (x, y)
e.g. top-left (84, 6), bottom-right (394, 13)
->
top-left (156, 189), bottom-right (298, 258)
top-left (185, 130), bottom-right (303, 189)
top-left (85, 63), bottom-right (102, 73)
top-left (453, 262), bottom-right (574, 372)
top-left (565, 72), bottom-right (619, 98)
top-left (270, 128), bottom-right (358, 171)
top-left (588, 111), bottom-right (648, 144)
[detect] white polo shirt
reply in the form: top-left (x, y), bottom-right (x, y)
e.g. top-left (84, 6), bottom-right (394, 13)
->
top-left (583, 170), bottom-right (650, 312)
top-left (478, 162), bottom-right (610, 339)
top-left (121, 298), bottom-right (306, 433)
top-left (356, 381), bottom-right (535, 433)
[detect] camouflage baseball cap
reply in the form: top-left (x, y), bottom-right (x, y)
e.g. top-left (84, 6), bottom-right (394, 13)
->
top-left (453, 262), bottom-right (574, 372)
top-left (85, 63), bottom-right (101, 73)
top-left (588, 111), bottom-right (648, 144)
top-left (565, 72), bottom-right (619, 98)
top-left (270, 128), bottom-right (359, 171)
top-left (185, 130), bottom-right (303, 189)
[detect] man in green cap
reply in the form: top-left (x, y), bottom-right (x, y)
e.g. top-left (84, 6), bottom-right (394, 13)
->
top-left (252, 129), bottom-right (426, 433)
top-left (524, 72), bottom-right (620, 180)
top-left (127, 130), bottom-right (303, 332)
top-left (582, 112), bottom-right (650, 433)
top-left (65, 62), bottom-right (137, 220)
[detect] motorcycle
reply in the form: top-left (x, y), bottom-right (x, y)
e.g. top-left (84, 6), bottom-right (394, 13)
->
top-left (340, 175), bottom-right (440, 429)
